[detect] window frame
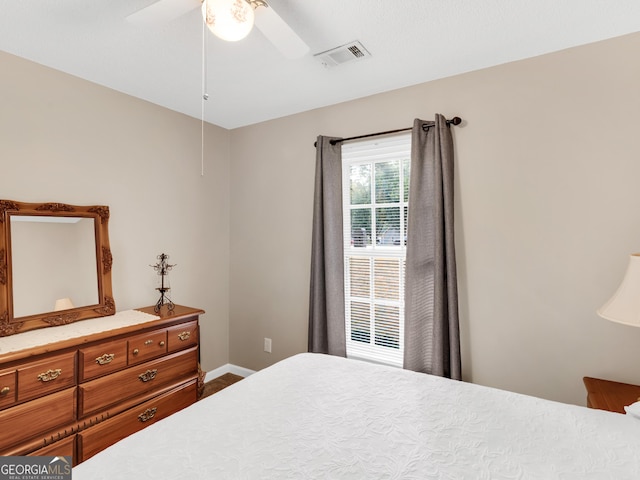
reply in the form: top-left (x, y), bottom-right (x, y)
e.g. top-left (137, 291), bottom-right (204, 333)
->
top-left (341, 133), bottom-right (411, 368)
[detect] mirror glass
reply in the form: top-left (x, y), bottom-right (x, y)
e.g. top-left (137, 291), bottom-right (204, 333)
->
top-left (10, 216), bottom-right (99, 318)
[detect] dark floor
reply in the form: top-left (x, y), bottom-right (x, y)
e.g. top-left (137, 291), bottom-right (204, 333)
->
top-left (199, 372), bottom-right (244, 400)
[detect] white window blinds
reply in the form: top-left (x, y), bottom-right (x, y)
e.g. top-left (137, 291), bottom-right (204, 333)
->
top-left (342, 133), bottom-right (410, 367)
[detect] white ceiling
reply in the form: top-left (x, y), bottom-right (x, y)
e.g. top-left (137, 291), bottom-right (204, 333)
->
top-left (1, 1), bottom-right (639, 129)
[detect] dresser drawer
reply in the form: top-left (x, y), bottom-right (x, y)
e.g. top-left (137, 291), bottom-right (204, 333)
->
top-left (30, 435), bottom-right (76, 464)
top-left (0, 387), bottom-right (76, 451)
top-left (167, 321), bottom-right (199, 353)
top-left (17, 351), bottom-right (76, 403)
top-left (79, 338), bottom-right (128, 381)
top-left (78, 380), bottom-right (197, 462)
top-left (78, 347), bottom-right (198, 418)
top-left (128, 329), bottom-right (168, 365)
top-left (0, 369), bottom-right (17, 409)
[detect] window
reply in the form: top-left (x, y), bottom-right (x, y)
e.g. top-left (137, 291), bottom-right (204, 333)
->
top-left (342, 133), bottom-right (411, 367)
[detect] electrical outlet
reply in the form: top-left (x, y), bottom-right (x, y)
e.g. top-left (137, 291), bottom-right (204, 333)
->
top-left (264, 337), bottom-right (272, 353)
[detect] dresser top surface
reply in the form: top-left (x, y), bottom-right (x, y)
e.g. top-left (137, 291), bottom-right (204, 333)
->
top-left (0, 305), bottom-right (203, 364)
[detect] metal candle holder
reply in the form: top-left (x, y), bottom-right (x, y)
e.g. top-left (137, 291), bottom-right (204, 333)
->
top-left (151, 253), bottom-right (176, 313)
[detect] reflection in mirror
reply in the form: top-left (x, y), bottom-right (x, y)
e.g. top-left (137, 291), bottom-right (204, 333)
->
top-left (10, 216), bottom-right (99, 318)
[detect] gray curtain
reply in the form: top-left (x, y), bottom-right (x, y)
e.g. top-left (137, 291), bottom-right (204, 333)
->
top-left (308, 136), bottom-right (346, 356)
top-left (404, 115), bottom-right (461, 379)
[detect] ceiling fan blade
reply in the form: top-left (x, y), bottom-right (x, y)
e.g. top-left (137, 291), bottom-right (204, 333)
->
top-left (254, 4), bottom-right (309, 59)
top-left (126, 0), bottom-right (201, 26)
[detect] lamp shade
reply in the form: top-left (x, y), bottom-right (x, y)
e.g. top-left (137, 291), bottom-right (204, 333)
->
top-left (202, 0), bottom-right (255, 42)
top-left (597, 253), bottom-right (640, 327)
top-left (54, 298), bottom-right (75, 312)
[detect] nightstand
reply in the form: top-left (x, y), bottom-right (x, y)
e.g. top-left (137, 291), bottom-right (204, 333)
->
top-left (583, 377), bottom-right (640, 414)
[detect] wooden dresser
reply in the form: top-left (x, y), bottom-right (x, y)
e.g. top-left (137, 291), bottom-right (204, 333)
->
top-left (0, 304), bottom-right (203, 465)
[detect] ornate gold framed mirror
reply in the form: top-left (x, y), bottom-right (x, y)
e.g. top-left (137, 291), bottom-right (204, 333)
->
top-left (0, 200), bottom-right (115, 336)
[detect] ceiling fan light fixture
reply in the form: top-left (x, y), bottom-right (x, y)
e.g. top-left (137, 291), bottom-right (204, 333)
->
top-left (202, 0), bottom-right (255, 42)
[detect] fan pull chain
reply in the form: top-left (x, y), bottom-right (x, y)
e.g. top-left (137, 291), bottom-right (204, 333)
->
top-left (201, 17), bottom-right (208, 177)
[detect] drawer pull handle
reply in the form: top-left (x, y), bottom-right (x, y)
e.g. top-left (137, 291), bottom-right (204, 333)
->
top-left (178, 331), bottom-right (191, 341)
top-left (133, 349), bottom-right (139, 356)
top-left (95, 353), bottom-right (115, 365)
top-left (138, 369), bottom-right (158, 383)
top-left (37, 369), bottom-right (62, 382)
top-left (159, 341), bottom-right (165, 347)
top-left (138, 407), bottom-right (157, 423)
top-left (0, 386), bottom-right (10, 396)
top-left (144, 339), bottom-right (153, 345)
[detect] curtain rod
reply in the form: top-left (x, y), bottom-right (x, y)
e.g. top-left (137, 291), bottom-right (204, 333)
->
top-left (314, 116), bottom-right (462, 147)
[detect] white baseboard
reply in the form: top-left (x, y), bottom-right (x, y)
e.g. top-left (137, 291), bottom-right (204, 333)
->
top-left (204, 363), bottom-right (256, 383)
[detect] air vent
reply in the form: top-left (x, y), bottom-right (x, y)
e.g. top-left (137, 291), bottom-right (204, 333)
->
top-left (314, 41), bottom-right (371, 68)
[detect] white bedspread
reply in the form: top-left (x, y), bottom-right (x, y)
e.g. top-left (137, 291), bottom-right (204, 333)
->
top-left (73, 353), bottom-right (640, 479)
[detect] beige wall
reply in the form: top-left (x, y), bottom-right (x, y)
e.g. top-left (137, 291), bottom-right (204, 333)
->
top-left (229, 32), bottom-right (640, 406)
top-left (0, 51), bottom-right (231, 373)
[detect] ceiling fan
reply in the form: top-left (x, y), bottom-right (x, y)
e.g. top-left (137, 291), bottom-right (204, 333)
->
top-left (126, 0), bottom-right (309, 59)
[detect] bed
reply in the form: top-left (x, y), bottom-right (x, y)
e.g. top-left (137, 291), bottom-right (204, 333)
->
top-left (73, 353), bottom-right (640, 479)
